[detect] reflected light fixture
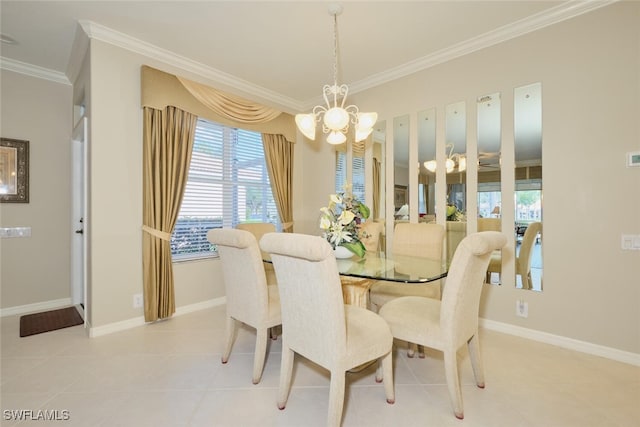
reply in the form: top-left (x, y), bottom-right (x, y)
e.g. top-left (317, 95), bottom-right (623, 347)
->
top-left (424, 143), bottom-right (466, 173)
top-left (295, 4), bottom-right (377, 145)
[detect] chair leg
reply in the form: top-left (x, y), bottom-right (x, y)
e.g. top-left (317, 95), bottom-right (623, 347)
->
top-left (377, 352), bottom-right (395, 404)
top-left (407, 342), bottom-right (425, 358)
top-left (221, 316), bottom-right (237, 364)
top-left (277, 344), bottom-right (294, 410)
top-left (467, 334), bottom-right (485, 388)
top-left (252, 327), bottom-right (269, 384)
top-left (328, 371), bottom-right (346, 427)
top-left (443, 349), bottom-right (464, 420)
top-left (407, 342), bottom-right (417, 358)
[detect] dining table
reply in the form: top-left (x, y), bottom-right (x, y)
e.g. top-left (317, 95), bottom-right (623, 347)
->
top-left (335, 251), bottom-right (448, 308)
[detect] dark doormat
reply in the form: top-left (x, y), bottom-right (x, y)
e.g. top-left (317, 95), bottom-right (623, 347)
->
top-left (20, 306), bottom-right (84, 337)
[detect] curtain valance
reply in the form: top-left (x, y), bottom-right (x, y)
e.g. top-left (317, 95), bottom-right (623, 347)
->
top-left (141, 65), bottom-right (296, 142)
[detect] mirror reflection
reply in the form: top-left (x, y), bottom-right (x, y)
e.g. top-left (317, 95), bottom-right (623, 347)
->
top-left (514, 82), bottom-right (542, 291)
top-left (393, 115), bottom-right (410, 223)
top-left (418, 108), bottom-right (436, 223)
top-left (444, 101), bottom-right (467, 263)
top-left (372, 121), bottom-right (386, 252)
top-left (477, 92), bottom-right (503, 284)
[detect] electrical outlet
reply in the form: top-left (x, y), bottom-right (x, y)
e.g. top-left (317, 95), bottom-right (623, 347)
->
top-left (516, 299), bottom-right (528, 318)
top-left (133, 293), bottom-right (143, 308)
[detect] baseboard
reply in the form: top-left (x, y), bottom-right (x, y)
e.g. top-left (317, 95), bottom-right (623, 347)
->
top-left (88, 297), bottom-right (226, 338)
top-left (0, 297), bottom-right (73, 317)
top-left (480, 318), bottom-right (640, 367)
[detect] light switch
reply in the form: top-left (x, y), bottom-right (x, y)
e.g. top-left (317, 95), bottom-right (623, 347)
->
top-left (0, 227), bottom-right (31, 238)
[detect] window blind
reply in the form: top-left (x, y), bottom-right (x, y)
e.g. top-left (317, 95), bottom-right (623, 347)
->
top-left (171, 119), bottom-right (279, 260)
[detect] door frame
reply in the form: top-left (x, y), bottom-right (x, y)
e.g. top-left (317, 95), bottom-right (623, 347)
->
top-left (71, 116), bottom-right (88, 324)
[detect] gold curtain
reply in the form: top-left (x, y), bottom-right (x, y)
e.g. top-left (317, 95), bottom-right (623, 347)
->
top-left (372, 158), bottom-right (381, 220)
top-left (262, 134), bottom-right (294, 232)
top-left (142, 106), bottom-right (197, 322)
top-left (141, 66), bottom-right (296, 142)
top-left (177, 76), bottom-right (283, 124)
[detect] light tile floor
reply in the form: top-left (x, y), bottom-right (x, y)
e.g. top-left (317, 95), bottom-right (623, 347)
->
top-left (1, 305), bottom-right (638, 426)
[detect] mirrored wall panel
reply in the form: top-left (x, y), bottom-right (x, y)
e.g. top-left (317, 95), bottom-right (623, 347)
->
top-left (393, 115), bottom-right (410, 222)
top-left (418, 108), bottom-right (436, 223)
top-left (477, 92), bottom-right (503, 284)
top-left (514, 82), bottom-right (542, 291)
top-left (444, 101), bottom-right (467, 262)
top-left (372, 120), bottom-right (387, 252)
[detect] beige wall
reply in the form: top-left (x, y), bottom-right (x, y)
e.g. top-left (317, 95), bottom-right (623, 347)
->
top-left (349, 2), bottom-right (640, 353)
top-left (0, 71), bottom-right (73, 308)
top-left (1, 2), bottom-right (637, 355)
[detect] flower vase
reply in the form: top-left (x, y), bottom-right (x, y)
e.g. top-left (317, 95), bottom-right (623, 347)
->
top-left (333, 245), bottom-right (354, 259)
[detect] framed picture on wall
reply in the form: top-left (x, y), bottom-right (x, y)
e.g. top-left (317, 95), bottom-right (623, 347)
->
top-left (0, 138), bottom-right (29, 203)
top-left (394, 185), bottom-right (407, 209)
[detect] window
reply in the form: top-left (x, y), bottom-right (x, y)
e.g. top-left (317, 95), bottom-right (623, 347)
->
top-left (335, 151), bottom-right (365, 201)
top-left (171, 119), bottom-right (280, 260)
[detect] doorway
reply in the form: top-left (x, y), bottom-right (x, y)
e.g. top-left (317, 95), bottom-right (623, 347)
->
top-left (71, 116), bottom-right (88, 323)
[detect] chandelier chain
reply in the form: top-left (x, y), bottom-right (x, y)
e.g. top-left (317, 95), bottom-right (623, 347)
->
top-left (332, 13), bottom-right (338, 88)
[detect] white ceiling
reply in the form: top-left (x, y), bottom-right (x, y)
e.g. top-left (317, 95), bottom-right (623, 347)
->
top-left (0, 1), bottom-right (612, 113)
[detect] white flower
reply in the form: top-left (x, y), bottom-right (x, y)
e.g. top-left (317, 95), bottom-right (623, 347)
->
top-left (319, 216), bottom-right (332, 230)
top-left (338, 210), bottom-right (355, 226)
top-left (318, 191), bottom-right (370, 256)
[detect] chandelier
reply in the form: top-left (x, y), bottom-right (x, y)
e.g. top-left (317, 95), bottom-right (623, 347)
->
top-left (424, 144), bottom-right (467, 173)
top-left (295, 4), bottom-right (377, 145)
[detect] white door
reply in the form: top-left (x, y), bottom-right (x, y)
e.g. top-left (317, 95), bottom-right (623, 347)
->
top-left (71, 117), bottom-right (88, 322)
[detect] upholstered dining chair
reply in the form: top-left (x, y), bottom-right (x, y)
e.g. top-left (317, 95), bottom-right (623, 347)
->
top-left (477, 217), bottom-right (501, 232)
top-left (486, 221), bottom-right (541, 289)
top-left (236, 222), bottom-right (278, 286)
top-left (369, 222), bottom-right (445, 357)
top-left (369, 223), bottom-right (445, 310)
top-left (260, 232), bottom-right (395, 427)
top-left (378, 231), bottom-right (507, 420)
top-left (206, 228), bottom-right (281, 384)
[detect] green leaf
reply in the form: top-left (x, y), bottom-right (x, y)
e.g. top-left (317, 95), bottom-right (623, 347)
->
top-left (342, 241), bottom-right (366, 258)
top-left (358, 203), bottom-right (370, 219)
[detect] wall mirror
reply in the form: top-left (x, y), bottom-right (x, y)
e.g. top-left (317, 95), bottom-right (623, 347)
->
top-left (418, 108), bottom-right (436, 223)
top-left (477, 92), bottom-right (502, 284)
top-left (0, 138), bottom-right (29, 203)
top-left (514, 82), bottom-right (543, 291)
top-left (444, 101), bottom-right (467, 262)
top-left (372, 120), bottom-right (387, 252)
top-left (393, 115), bottom-right (410, 222)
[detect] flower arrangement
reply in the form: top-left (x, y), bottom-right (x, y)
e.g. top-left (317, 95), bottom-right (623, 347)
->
top-left (446, 204), bottom-right (465, 221)
top-left (319, 191), bottom-right (370, 257)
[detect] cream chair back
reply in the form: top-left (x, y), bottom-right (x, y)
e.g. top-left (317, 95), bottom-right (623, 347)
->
top-left (260, 232), bottom-right (346, 366)
top-left (207, 228), bottom-right (281, 384)
top-left (236, 222), bottom-right (277, 260)
top-left (209, 228), bottom-right (269, 323)
top-left (440, 231), bottom-right (507, 340)
top-left (516, 222), bottom-right (541, 289)
top-left (260, 232), bottom-right (395, 426)
top-left (392, 222), bottom-right (445, 259)
top-left (477, 218), bottom-right (501, 232)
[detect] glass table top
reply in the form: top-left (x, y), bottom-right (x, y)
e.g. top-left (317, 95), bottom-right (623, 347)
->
top-left (335, 252), bottom-right (448, 283)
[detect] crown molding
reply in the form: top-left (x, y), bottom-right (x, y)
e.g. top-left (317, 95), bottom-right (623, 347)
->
top-left (1, 1), bottom-right (617, 110)
top-left (78, 20), bottom-right (305, 113)
top-left (0, 56), bottom-right (70, 85)
top-left (346, 0), bottom-right (618, 100)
